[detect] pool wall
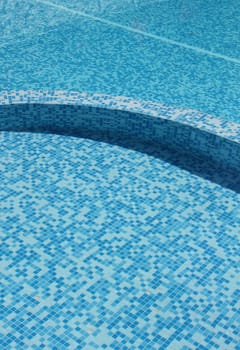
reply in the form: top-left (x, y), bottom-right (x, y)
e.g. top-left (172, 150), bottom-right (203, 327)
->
top-left (1, 91), bottom-right (240, 172)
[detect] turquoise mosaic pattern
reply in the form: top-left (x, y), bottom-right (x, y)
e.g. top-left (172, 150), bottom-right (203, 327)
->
top-left (1, 1), bottom-right (240, 349)
top-left (1, 131), bottom-right (240, 349)
top-left (1, 91), bottom-right (240, 173)
top-left (55, 0), bottom-right (240, 60)
top-left (1, 0), bottom-right (240, 122)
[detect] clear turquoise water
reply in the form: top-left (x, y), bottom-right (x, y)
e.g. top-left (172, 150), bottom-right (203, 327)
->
top-left (1, 0), bottom-right (240, 122)
top-left (1, 2), bottom-right (240, 349)
top-left (1, 131), bottom-right (240, 349)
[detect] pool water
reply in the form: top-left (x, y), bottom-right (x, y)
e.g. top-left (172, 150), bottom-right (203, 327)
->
top-left (1, 131), bottom-right (240, 349)
top-left (1, 0), bottom-right (240, 122)
top-left (1, 1), bottom-right (240, 350)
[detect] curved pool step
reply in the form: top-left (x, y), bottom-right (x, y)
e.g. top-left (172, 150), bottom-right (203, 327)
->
top-left (0, 90), bottom-right (240, 173)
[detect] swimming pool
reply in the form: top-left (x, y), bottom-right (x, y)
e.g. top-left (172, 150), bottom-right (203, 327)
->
top-left (1, 1), bottom-right (240, 349)
top-left (1, 0), bottom-right (240, 121)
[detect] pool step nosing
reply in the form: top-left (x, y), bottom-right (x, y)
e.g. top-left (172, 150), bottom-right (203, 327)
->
top-left (0, 91), bottom-right (239, 173)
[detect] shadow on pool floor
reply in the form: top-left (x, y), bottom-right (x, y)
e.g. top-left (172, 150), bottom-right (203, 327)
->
top-left (44, 129), bottom-right (240, 194)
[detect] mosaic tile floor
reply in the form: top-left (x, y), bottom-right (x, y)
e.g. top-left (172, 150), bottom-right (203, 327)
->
top-left (1, 0), bottom-right (240, 122)
top-left (1, 131), bottom-right (239, 349)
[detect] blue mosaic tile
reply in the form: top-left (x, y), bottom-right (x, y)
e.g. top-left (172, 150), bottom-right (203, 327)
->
top-left (0, 91), bottom-right (240, 172)
top-left (1, 0), bottom-right (240, 122)
top-left (1, 1), bottom-right (240, 348)
top-left (69, 0), bottom-right (240, 60)
top-left (0, 131), bottom-right (240, 349)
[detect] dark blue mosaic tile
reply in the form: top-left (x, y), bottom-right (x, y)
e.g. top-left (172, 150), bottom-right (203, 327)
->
top-left (0, 91), bottom-right (240, 172)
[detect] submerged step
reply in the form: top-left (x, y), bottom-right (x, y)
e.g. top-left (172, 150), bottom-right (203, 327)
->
top-left (1, 91), bottom-right (240, 173)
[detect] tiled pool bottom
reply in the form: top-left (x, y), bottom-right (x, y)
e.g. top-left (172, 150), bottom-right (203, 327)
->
top-left (1, 131), bottom-right (239, 350)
